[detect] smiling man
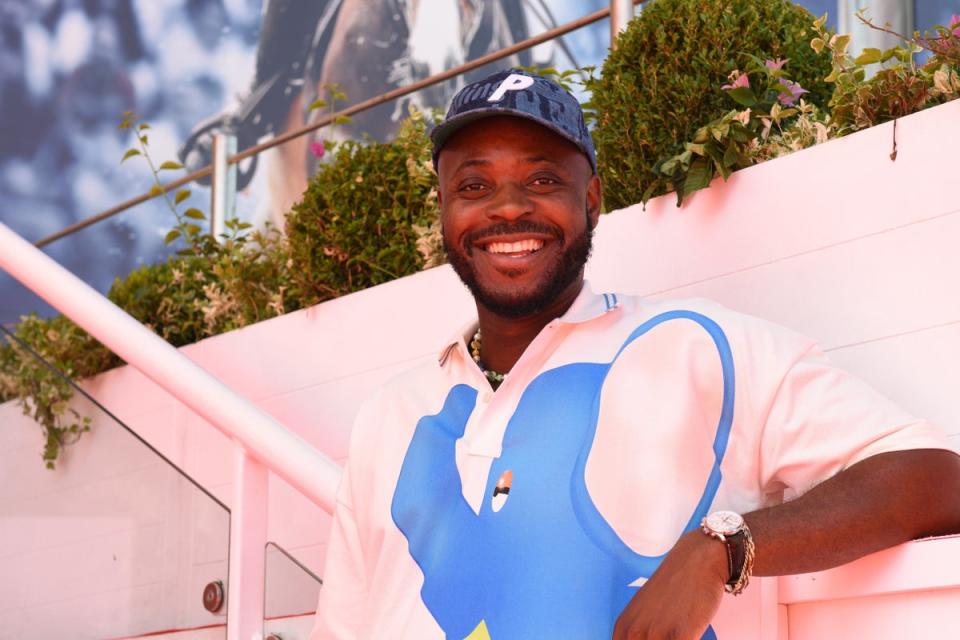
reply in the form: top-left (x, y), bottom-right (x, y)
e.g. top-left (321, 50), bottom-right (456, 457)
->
top-left (310, 69), bottom-right (960, 640)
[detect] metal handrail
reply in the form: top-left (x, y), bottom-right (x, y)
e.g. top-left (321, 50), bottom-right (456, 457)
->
top-left (34, 1), bottom-right (645, 249)
top-left (0, 221), bottom-right (342, 513)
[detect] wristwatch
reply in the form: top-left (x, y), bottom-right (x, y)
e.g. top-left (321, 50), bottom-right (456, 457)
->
top-left (701, 510), bottom-right (755, 596)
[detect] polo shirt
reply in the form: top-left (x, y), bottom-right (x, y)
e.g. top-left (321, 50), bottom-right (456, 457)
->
top-left (310, 283), bottom-right (948, 639)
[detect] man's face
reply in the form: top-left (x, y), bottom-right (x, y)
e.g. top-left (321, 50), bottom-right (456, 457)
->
top-left (437, 116), bottom-right (601, 318)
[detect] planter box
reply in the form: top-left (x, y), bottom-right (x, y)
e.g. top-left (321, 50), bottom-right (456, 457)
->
top-left (2, 99), bottom-right (959, 638)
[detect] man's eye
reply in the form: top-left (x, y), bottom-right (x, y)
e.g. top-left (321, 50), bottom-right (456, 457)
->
top-left (531, 176), bottom-right (560, 186)
top-left (460, 182), bottom-right (487, 192)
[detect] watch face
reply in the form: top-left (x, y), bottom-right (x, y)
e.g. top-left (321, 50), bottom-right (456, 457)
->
top-left (706, 510), bottom-right (744, 536)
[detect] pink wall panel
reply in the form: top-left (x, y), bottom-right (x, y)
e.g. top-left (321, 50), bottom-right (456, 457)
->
top-left (786, 588), bottom-right (960, 639)
top-left (633, 213), bottom-right (960, 352)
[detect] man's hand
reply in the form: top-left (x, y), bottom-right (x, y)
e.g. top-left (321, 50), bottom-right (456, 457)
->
top-left (612, 530), bottom-right (727, 640)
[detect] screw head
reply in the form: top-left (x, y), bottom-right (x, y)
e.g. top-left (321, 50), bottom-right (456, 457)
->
top-left (202, 580), bottom-right (225, 613)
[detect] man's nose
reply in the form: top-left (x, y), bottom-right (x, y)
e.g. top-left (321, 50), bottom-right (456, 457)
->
top-left (488, 182), bottom-right (533, 221)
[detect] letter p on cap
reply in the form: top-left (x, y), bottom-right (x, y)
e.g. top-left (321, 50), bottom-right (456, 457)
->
top-left (488, 74), bottom-right (535, 102)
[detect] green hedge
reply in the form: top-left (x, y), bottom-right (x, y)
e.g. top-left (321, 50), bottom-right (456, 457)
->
top-left (588, 0), bottom-right (831, 209)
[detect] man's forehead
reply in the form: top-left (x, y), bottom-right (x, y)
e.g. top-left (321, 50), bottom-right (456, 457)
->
top-left (438, 116), bottom-right (589, 173)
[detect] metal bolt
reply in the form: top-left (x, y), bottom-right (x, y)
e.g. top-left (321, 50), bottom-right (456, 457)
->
top-left (202, 580), bottom-right (225, 613)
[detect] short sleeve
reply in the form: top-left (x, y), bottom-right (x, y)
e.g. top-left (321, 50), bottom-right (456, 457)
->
top-left (757, 344), bottom-right (951, 497)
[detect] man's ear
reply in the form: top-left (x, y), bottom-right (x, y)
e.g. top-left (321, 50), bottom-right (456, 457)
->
top-left (586, 173), bottom-right (602, 230)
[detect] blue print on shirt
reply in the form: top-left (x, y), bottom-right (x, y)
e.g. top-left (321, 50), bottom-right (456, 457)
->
top-left (391, 311), bottom-right (735, 639)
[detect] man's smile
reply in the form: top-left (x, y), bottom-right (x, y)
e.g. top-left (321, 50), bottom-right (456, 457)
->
top-left (483, 238), bottom-right (545, 256)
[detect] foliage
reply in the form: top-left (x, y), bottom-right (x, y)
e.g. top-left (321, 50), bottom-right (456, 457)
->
top-left (285, 109), bottom-right (441, 304)
top-left (614, 9), bottom-right (959, 207)
top-left (587, 0), bottom-right (832, 209)
top-left (0, 114), bottom-right (295, 465)
top-left (1, 107), bottom-right (441, 467)
top-left (0, 316), bottom-right (116, 468)
top-left (652, 56), bottom-right (833, 204)
top-left (813, 12), bottom-right (960, 132)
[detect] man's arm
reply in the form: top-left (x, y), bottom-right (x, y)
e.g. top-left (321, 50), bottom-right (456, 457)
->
top-left (613, 448), bottom-right (960, 640)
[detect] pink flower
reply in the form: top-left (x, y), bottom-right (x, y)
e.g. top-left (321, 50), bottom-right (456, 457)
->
top-left (309, 140), bottom-right (326, 158)
top-left (765, 58), bottom-right (788, 71)
top-left (721, 73), bottom-right (750, 91)
top-left (951, 14), bottom-right (960, 37)
top-left (777, 80), bottom-right (809, 106)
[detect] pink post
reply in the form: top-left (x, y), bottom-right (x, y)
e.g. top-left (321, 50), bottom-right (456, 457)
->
top-left (227, 445), bottom-right (269, 639)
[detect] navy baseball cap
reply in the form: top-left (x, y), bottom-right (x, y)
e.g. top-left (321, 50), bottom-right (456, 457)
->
top-left (431, 68), bottom-right (597, 174)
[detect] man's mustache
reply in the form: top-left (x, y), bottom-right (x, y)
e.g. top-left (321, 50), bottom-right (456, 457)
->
top-left (464, 221), bottom-right (563, 253)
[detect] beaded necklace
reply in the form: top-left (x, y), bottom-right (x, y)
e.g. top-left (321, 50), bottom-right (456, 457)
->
top-left (470, 328), bottom-right (506, 384)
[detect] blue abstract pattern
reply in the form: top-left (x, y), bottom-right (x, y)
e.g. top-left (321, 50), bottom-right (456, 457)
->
top-left (391, 311), bottom-right (735, 639)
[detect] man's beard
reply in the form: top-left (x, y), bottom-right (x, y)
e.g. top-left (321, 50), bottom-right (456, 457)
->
top-left (443, 219), bottom-right (593, 319)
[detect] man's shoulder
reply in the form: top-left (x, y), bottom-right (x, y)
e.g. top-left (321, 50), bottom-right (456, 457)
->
top-left (604, 293), bottom-right (818, 365)
top-left (351, 355), bottom-right (456, 434)
top-left (616, 295), bottom-right (807, 339)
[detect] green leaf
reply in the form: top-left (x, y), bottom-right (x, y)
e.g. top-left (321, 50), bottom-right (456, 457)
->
top-left (149, 184), bottom-right (164, 197)
top-left (138, 122), bottom-right (151, 131)
top-left (893, 47), bottom-right (912, 63)
top-left (307, 99), bottom-right (327, 111)
top-left (722, 142), bottom-right (740, 167)
top-left (333, 115), bottom-right (351, 124)
top-left (184, 224), bottom-right (202, 236)
top-left (681, 158), bottom-right (714, 198)
top-left (139, 135), bottom-right (148, 145)
top-left (164, 229), bottom-right (182, 245)
top-left (121, 149), bottom-right (141, 163)
top-left (832, 34), bottom-right (852, 55)
top-left (158, 161), bottom-right (183, 171)
top-left (810, 38), bottom-right (825, 54)
top-left (184, 208), bottom-right (206, 220)
top-left (641, 179), bottom-right (661, 205)
top-left (878, 48), bottom-right (897, 64)
top-left (854, 48), bottom-right (882, 65)
top-left (726, 87), bottom-right (758, 108)
top-left (713, 157), bottom-right (732, 181)
top-left (174, 189), bottom-right (191, 205)
top-left (237, 222), bottom-right (253, 230)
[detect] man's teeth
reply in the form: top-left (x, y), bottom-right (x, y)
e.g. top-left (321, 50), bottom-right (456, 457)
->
top-left (485, 239), bottom-right (544, 254)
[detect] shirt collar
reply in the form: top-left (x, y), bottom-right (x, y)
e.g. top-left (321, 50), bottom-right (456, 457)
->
top-left (436, 281), bottom-right (620, 366)
top-left (558, 281), bottom-right (622, 324)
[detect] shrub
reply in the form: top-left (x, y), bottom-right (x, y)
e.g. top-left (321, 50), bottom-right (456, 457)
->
top-left (285, 111), bottom-right (440, 305)
top-left (587, 0), bottom-right (832, 209)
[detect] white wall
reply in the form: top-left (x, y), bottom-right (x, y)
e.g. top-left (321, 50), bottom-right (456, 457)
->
top-left (1, 99), bottom-right (958, 638)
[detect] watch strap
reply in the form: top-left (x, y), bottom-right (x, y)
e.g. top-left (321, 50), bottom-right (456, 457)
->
top-left (700, 514), bottom-right (756, 596)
